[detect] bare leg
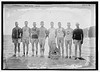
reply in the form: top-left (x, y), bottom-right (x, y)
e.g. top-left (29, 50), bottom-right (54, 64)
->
top-left (65, 41), bottom-right (68, 58)
top-left (61, 43), bottom-right (64, 58)
top-left (42, 43), bottom-right (45, 57)
top-left (79, 43), bottom-right (82, 58)
top-left (18, 43), bottom-right (20, 56)
top-left (40, 44), bottom-right (42, 57)
top-left (26, 43), bottom-right (29, 55)
top-left (69, 41), bottom-right (72, 58)
top-left (57, 38), bottom-right (60, 55)
top-left (14, 43), bottom-right (17, 56)
top-left (23, 43), bottom-right (25, 56)
top-left (36, 42), bottom-right (38, 56)
top-left (61, 38), bottom-right (64, 58)
top-left (32, 43), bottom-right (34, 56)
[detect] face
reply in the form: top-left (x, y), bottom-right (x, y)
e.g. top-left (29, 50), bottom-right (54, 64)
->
top-left (15, 22), bottom-right (18, 27)
top-left (76, 23), bottom-right (79, 28)
top-left (40, 21), bottom-right (44, 27)
top-left (24, 21), bottom-right (28, 26)
top-left (50, 22), bottom-right (54, 28)
top-left (33, 22), bottom-right (36, 27)
top-left (67, 22), bottom-right (71, 28)
top-left (58, 22), bottom-right (61, 28)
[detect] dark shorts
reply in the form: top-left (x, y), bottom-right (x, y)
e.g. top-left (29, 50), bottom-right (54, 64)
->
top-left (12, 39), bottom-right (21, 43)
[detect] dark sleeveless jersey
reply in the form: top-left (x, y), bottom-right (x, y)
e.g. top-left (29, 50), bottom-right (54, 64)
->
top-left (12, 27), bottom-right (22, 39)
top-left (73, 28), bottom-right (84, 40)
top-left (31, 27), bottom-right (39, 39)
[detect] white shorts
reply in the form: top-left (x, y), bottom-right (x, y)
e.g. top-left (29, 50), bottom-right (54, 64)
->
top-left (65, 40), bottom-right (72, 45)
top-left (73, 40), bottom-right (81, 45)
top-left (57, 37), bottom-right (64, 45)
top-left (48, 38), bottom-right (56, 46)
top-left (22, 37), bottom-right (30, 44)
top-left (38, 37), bottom-right (45, 45)
top-left (30, 38), bottom-right (38, 44)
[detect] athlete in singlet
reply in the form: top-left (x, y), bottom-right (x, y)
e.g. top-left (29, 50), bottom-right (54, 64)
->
top-left (48, 22), bottom-right (56, 58)
top-left (22, 21), bottom-right (31, 56)
top-left (12, 22), bottom-right (22, 57)
top-left (30, 22), bottom-right (39, 56)
top-left (73, 23), bottom-right (84, 60)
top-left (56, 22), bottom-right (65, 58)
top-left (65, 22), bottom-right (73, 59)
top-left (38, 21), bottom-right (48, 57)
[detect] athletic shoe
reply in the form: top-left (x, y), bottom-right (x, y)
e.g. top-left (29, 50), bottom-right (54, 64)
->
top-left (65, 56), bottom-right (68, 58)
top-left (48, 56), bottom-right (50, 58)
top-left (69, 56), bottom-right (71, 59)
top-left (78, 57), bottom-right (85, 60)
top-left (75, 57), bottom-right (78, 60)
top-left (22, 54), bottom-right (25, 57)
top-left (32, 54), bottom-right (34, 57)
top-left (13, 54), bottom-right (16, 57)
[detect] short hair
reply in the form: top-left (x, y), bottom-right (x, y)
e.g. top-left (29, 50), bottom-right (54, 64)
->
top-left (58, 22), bottom-right (61, 24)
top-left (67, 22), bottom-right (71, 26)
top-left (40, 21), bottom-right (44, 23)
top-left (15, 22), bottom-right (18, 24)
top-left (25, 21), bottom-right (28, 24)
top-left (76, 22), bottom-right (79, 26)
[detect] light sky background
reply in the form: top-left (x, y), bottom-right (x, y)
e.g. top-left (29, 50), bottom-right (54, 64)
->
top-left (3, 4), bottom-right (95, 35)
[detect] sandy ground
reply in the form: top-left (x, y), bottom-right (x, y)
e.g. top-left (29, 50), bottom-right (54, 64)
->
top-left (3, 35), bottom-right (95, 69)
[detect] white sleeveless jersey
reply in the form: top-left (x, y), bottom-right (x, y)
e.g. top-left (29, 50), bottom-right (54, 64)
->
top-left (65, 28), bottom-right (73, 40)
top-left (48, 28), bottom-right (56, 39)
top-left (56, 27), bottom-right (64, 38)
top-left (22, 26), bottom-right (30, 38)
top-left (38, 27), bottom-right (47, 38)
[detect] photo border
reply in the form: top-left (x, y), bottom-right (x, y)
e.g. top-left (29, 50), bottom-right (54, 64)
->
top-left (1, 1), bottom-right (98, 70)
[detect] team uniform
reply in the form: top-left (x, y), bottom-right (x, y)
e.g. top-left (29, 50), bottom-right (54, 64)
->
top-left (22, 27), bottom-right (30, 44)
top-left (48, 28), bottom-right (56, 48)
top-left (65, 28), bottom-right (73, 58)
top-left (73, 28), bottom-right (84, 58)
top-left (56, 27), bottom-right (65, 57)
top-left (30, 27), bottom-right (39, 56)
top-left (38, 27), bottom-right (48, 56)
top-left (48, 28), bottom-right (56, 57)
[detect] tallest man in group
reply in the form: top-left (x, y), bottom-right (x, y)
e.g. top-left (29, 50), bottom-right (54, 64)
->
top-left (73, 23), bottom-right (84, 60)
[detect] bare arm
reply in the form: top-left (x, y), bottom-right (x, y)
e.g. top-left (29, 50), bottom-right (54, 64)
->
top-left (62, 28), bottom-right (65, 37)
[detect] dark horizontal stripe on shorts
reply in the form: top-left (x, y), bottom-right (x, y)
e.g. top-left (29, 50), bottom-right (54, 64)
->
top-left (32, 35), bottom-right (38, 39)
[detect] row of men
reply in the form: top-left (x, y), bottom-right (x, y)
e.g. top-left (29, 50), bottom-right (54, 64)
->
top-left (12, 21), bottom-right (84, 60)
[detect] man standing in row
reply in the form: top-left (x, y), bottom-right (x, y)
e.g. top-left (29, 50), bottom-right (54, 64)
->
top-left (48, 22), bottom-right (56, 58)
top-left (65, 22), bottom-right (73, 59)
top-left (38, 21), bottom-right (48, 57)
top-left (12, 22), bottom-right (22, 57)
top-left (73, 23), bottom-right (84, 60)
top-left (22, 21), bottom-right (31, 56)
top-left (56, 22), bottom-right (65, 58)
top-left (30, 22), bottom-right (39, 56)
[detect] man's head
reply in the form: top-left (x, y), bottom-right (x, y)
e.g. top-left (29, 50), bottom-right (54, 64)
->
top-left (58, 22), bottom-right (61, 28)
top-left (50, 22), bottom-right (54, 28)
top-left (15, 22), bottom-right (18, 27)
top-left (67, 22), bottom-right (71, 28)
top-left (24, 21), bottom-right (28, 27)
top-left (33, 22), bottom-right (36, 27)
top-left (76, 22), bottom-right (80, 28)
top-left (40, 21), bottom-right (44, 27)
